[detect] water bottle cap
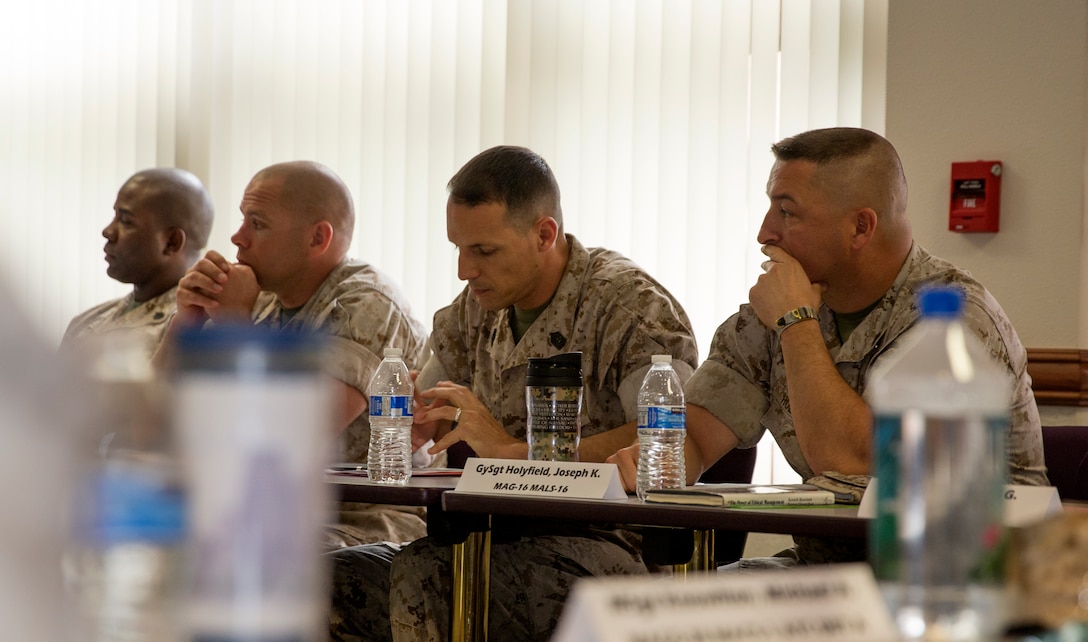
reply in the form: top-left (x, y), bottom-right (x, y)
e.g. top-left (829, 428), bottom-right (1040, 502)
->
top-left (383, 347), bottom-right (404, 358)
top-left (918, 286), bottom-right (965, 318)
top-left (651, 354), bottom-right (672, 364)
top-left (526, 352), bottom-right (583, 387)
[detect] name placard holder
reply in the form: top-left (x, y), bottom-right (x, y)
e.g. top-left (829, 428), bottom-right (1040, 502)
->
top-left (454, 457), bottom-right (627, 499)
top-left (858, 480), bottom-right (1062, 527)
top-left (553, 563), bottom-right (898, 642)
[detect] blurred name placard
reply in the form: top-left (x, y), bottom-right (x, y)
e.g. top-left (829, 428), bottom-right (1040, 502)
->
top-left (454, 457), bottom-right (626, 499)
top-left (859, 481), bottom-right (1062, 527)
top-left (553, 563), bottom-right (897, 642)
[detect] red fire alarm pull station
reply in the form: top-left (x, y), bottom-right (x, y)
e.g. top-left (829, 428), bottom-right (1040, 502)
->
top-left (949, 160), bottom-right (1002, 233)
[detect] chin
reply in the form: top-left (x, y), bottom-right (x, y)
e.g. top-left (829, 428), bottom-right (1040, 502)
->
top-left (471, 293), bottom-right (507, 312)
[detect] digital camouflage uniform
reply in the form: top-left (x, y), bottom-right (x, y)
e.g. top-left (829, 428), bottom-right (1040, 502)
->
top-left (60, 287), bottom-right (177, 361)
top-left (687, 243), bottom-right (1048, 566)
top-left (328, 235), bottom-right (699, 642)
top-left (252, 258), bottom-right (431, 548)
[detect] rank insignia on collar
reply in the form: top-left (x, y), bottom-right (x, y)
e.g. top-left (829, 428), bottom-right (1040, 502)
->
top-left (549, 332), bottom-right (567, 349)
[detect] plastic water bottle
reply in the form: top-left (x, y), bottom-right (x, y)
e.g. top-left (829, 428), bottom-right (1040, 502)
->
top-left (866, 286), bottom-right (1010, 642)
top-left (636, 354), bottom-right (686, 500)
top-left (71, 459), bottom-right (187, 642)
top-left (367, 347), bottom-right (414, 484)
top-left (65, 333), bottom-right (186, 642)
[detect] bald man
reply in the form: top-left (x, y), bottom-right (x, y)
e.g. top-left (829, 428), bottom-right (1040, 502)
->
top-left (169, 160), bottom-right (430, 546)
top-left (610, 127), bottom-right (1048, 566)
top-left (61, 168), bottom-right (215, 360)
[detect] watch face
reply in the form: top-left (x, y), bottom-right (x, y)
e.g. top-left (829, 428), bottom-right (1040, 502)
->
top-left (776, 306), bottom-right (817, 331)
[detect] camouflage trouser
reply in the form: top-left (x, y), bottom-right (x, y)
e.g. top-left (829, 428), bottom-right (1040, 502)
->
top-left (327, 528), bottom-right (648, 642)
top-left (389, 530), bottom-right (649, 642)
top-left (327, 542), bottom-right (401, 642)
top-left (324, 503), bottom-right (427, 550)
top-left (721, 535), bottom-right (867, 572)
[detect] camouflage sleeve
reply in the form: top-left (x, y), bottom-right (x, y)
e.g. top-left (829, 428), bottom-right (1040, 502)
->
top-left (415, 352), bottom-right (450, 392)
top-left (591, 280), bottom-right (699, 422)
top-left (427, 290), bottom-right (476, 387)
top-left (685, 306), bottom-right (773, 449)
top-left (960, 292), bottom-right (1048, 486)
top-left (321, 290), bottom-right (420, 395)
top-left (58, 300), bottom-right (113, 352)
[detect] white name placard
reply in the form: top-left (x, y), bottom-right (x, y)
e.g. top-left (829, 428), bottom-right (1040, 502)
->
top-left (454, 457), bottom-right (627, 499)
top-left (858, 480), bottom-right (1062, 527)
top-left (553, 563), bottom-right (898, 642)
top-left (1004, 484), bottom-right (1063, 527)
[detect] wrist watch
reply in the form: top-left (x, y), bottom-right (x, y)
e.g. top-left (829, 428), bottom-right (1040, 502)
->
top-left (774, 305), bottom-right (818, 335)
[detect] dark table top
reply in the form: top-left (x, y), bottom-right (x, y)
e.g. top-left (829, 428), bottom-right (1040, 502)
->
top-left (441, 491), bottom-right (867, 539)
top-left (327, 472), bottom-right (460, 506)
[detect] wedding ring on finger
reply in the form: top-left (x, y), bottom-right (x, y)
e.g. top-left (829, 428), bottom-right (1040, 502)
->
top-left (451, 406), bottom-right (462, 430)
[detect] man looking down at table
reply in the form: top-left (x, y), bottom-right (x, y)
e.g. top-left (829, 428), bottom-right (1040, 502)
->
top-left (61, 168), bottom-right (214, 361)
top-left (160, 160), bottom-right (430, 547)
top-left (609, 127), bottom-right (1048, 567)
top-left (327, 145), bottom-right (700, 642)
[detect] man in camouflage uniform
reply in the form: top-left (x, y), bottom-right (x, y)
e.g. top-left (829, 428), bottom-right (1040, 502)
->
top-left (327, 146), bottom-right (699, 642)
top-left (610, 127), bottom-right (1048, 567)
top-left (168, 160), bottom-right (430, 547)
top-left (61, 168), bottom-right (214, 361)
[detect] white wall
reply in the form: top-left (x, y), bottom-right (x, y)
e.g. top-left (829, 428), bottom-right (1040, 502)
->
top-left (886, 0), bottom-right (1088, 423)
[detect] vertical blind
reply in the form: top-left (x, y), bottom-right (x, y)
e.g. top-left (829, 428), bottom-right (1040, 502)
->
top-left (0, 0), bottom-right (887, 482)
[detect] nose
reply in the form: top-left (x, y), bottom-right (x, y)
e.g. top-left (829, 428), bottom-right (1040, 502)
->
top-left (230, 224), bottom-right (246, 249)
top-left (456, 252), bottom-right (478, 282)
top-left (102, 219), bottom-right (117, 242)
top-left (756, 209), bottom-right (778, 246)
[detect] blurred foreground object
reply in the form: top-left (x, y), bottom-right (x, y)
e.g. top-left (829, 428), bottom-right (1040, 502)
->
top-left (867, 286), bottom-right (1011, 642)
top-left (172, 324), bottom-right (334, 642)
top-left (1008, 512), bottom-right (1088, 634)
top-left (0, 281), bottom-right (79, 639)
top-left (66, 332), bottom-right (186, 642)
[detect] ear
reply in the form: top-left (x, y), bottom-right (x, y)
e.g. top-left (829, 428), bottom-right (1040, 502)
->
top-left (162, 227), bottom-right (186, 256)
top-left (849, 208), bottom-right (878, 250)
top-left (309, 220), bottom-right (335, 256)
top-left (533, 216), bottom-right (559, 252)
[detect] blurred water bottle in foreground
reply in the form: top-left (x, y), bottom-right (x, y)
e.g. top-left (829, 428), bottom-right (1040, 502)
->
top-left (867, 286), bottom-right (1010, 642)
top-left (66, 333), bottom-right (186, 642)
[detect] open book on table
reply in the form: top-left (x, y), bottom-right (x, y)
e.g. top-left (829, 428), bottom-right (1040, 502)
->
top-left (645, 483), bottom-right (836, 507)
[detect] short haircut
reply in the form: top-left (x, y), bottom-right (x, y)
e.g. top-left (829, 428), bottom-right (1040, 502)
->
top-left (447, 145), bottom-right (563, 230)
top-left (771, 127), bottom-right (908, 217)
top-left (255, 161), bottom-right (355, 244)
top-left (131, 168), bottom-right (215, 252)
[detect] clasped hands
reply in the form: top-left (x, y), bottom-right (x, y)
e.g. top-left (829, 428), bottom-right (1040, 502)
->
top-left (176, 250), bottom-right (261, 325)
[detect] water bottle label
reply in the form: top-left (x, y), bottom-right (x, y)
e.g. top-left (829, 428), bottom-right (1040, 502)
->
top-left (369, 395), bottom-right (412, 418)
top-left (640, 405), bottom-right (685, 430)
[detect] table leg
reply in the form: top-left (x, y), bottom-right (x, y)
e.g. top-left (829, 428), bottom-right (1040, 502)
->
top-left (450, 518), bottom-right (492, 642)
top-left (672, 529), bottom-right (715, 577)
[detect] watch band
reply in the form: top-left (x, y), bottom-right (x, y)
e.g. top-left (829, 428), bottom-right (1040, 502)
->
top-left (774, 305), bottom-right (818, 334)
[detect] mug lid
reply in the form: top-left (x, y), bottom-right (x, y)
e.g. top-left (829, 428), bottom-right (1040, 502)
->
top-left (526, 352), bottom-right (582, 387)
